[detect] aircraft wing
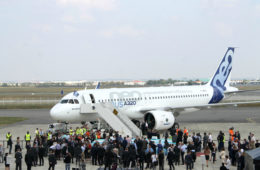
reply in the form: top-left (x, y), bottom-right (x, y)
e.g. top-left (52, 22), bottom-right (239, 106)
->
top-left (139, 100), bottom-right (260, 113)
top-left (224, 89), bottom-right (260, 95)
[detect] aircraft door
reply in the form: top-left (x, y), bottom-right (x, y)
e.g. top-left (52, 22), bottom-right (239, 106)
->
top-left (83, 93), bottom-right (96, 110)
top-left (90, 94), bottom-right (95, 104)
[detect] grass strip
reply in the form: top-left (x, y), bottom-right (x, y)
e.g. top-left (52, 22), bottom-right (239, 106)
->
top-left (0, 116), bottom-right (28, 126)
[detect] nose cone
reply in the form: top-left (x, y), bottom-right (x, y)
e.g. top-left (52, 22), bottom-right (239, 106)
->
top-left (50, 104), bottom-right (59, 120)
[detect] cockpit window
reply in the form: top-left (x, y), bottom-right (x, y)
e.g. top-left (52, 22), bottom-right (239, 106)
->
top-left (60, 99), bottom-right (68, 104)
top-left (69, 99), bottom-right (74, 104)
top-left (74, 99), bottom-right (79, 104)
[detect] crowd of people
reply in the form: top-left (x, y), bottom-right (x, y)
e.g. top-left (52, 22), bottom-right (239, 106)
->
top-left (0, 125), bottom-right (259, 170)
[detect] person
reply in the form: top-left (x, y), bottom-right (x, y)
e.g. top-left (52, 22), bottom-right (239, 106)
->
top-left (158, 150), bottom-right (164, 170)
top-left (80, 154), bottom-right (86, 170)
top-left (174, 144), bottom-right (180, 166)
top-left (224, 155), bottom-right (231, 170)
top-left (180, 142), bottom-right (187, 165)
top-left (48, 150), bottom-right (57, 170)
top-left (211, 143), bottom-right (217, 163)
top-left (6, 132), bottom-right (12, 147)
top-left (15, 148), bottom-right (22, 170)
top-left (138, 149), bottom-right (145, 170)
top-left (220, 163), bottom-right (227, 170)
top-left (203, 132), bottom-right (208, 150)
top-left (104, 149), bottom-right (113, 170)
top-left (122, 147), bottom-right (130, 168)
top-left (25, 149), bottom-right (33, 170)
top-left (38, 144), bottom-right (45, 166)
top-left (35, 128), bottom-right (39, 137)
top-left (151, 152), bottom-right (157, 170)
top-left (167, 148), bottom-right (175, 170)
top-left (220, 148), bottom-right (226, 163)
top-left (204, 146), bottom-right (210, 167)
top-left (64, 152), bottom-right (71, 170)
top-left (15, 137), bottom-right (22, 153)
top-left (0, 144), bottom-right (4, 163)
top-left (31, 144), bottom-right (38, 166)
top-left (24, 131), bottom-right (31, 143)
top-left (7, 135), bottom-right (13, 154)
top-left (4, 153), bottom-right (10, 170)
top-left (185, 151), bottom-right (193, 170)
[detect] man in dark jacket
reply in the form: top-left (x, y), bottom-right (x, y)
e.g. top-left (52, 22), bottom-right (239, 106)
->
top-left (74, 144), bottom-right (82, 166)
top-left (64, 152), bottom-right (71, 170)
top-left (97, 145), bottom-right (105, 165)
top-left (48, 150), bottom-right (57, 170)
top-left (91, 143), bottom-right (98, 165)
top-left (220, 163), bottom-right (227, 170)
top-left (31, 144), bottom-right (38, 166)
top-left (15, 148), bottom-right (22, 170)
top-left (104, 149), bottom-right (113, 170)
top-left (15, 138), bottom-right (22, 153)
top-left (158, 150), bottom-right (165, 170)
top-left (174, 144), bottom-right (180, 166)
top-left (167, 149), bottom-right (175, 170)
top-left (138, 149), bottom-right (145, 170)
top-left (38, 144), bottom-right (45, 166)
top-left (122, 147), bottom-right (130, 168)
top-left (185, 151), bottom-right (193, 170)
top-left (25, 149), bottom-right (33, 170)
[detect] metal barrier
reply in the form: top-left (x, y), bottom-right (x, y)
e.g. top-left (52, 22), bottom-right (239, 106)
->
top-left (0, 140), bottom-right (26, 149)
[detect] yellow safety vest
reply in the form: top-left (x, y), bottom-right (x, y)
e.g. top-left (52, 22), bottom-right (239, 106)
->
top-left (6, 133), bottom-right (11, 140)
top-left (25, 134), bottom-right (31, 141)
top-left (35, 130), bottom-right (39, 135)
top-left (76, 129), bottom-right (80, 135)
top-left (80, 129), bottom-right (83, 135)
top-left (69, 129), bottom-right (74, 135)
top-left (83, 128), bottom-right (86, 134)
top-left (48, 133), bottom-right (51, 140)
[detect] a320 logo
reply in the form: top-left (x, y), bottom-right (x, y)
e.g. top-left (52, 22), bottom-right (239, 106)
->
top-left (211, 48), bottom-right (233, 93)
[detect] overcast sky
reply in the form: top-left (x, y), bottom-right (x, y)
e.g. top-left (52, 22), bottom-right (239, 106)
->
top-left (0, 0), bottom-right (260, 82)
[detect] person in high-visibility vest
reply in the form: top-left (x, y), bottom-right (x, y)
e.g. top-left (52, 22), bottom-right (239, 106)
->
top-left (75, 127), bottom-right (80, 135)
top-left (80, 128), bottom-right (84, 136)
top-left (6, 132), bottom-right (12, 149)
top-left (83, 127), bottom-right (87, 135)
top-left (69, 127), bottom-right (74, 136)
top-left (6, 132), bottom-right (12, 141)
top-left (35, 128), bottom-right (39, 136)
top-left (229, 127), bottom-right (234, 141)
top-left (183, 127), bottom-right (189, 136)
top-left (176, 128), bottom-right (180, 135)
top-left (47, 132), bottom-right (52, 141)
top-left (24, 131), bottom-right (31, 142)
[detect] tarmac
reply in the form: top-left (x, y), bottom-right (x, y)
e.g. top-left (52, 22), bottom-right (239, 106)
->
top-left (0, 122), bottom-right (259, 170)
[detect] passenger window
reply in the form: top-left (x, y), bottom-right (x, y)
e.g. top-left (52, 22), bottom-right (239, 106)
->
top-left (74, 99), bottom-right (79, 104)
top-left (60, 99), bottom-right (68, 104)
top-left (69, 99), bottom-right (74, 104)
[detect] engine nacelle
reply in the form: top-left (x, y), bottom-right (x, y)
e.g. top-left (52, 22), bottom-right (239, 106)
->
top-left (144, 111), bottom-right (175, 131)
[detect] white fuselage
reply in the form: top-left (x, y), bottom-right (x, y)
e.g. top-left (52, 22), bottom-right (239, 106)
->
top-left (50, 85), bottom-right (216, 122)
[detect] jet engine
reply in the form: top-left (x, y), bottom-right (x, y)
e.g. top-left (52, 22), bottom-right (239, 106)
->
top-left (144, 111), bottom-right (175, 131)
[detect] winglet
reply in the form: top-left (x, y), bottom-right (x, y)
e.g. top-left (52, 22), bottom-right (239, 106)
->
top-left (95, 82), bottom-right (101, 89)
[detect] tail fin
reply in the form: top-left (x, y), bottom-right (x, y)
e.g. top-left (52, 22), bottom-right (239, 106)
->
top-left (207, 47), bottom-right (235, 103)
top-left (207, 47), bottom-right (234, 92)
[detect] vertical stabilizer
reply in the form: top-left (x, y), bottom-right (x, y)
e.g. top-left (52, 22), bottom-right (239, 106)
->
top-left (207, 47), bottom-right (235, 103)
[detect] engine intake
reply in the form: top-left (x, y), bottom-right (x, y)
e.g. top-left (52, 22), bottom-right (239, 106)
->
top-left (144, 111), bottom-right (175, 131)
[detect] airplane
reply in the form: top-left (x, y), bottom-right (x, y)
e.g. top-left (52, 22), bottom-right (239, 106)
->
top-left (50, 47), bottom-right (260, 131)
